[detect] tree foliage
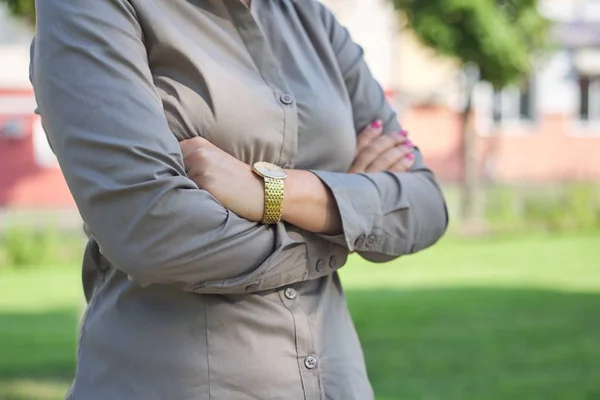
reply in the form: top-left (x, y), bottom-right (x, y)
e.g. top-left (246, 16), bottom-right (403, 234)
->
top-left (392, 0), bottom-right (551, 88)
top-left (1, 0), bottom-right (35, 26)
top-left (392, 0), bottom-right (551, 226)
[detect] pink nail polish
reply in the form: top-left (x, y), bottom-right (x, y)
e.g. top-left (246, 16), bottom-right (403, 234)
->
top-left (399, 130), bottom-right (408, 137)
top-left (371, 120), bottom-right (382, 129)
top-left (405, 141), bottom-right (413, 148)
top-left (406, 153), bottom-right (414, 160)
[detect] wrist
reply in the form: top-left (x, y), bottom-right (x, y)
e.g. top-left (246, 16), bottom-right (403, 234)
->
top-left (282, 170), bottom-right (341, 234)
top-left (282, 169), bottom-right (304, 222)
top-left (250, 170), bottom-right (266, 222)
top-left (251, 161), bottom-right (287, 224)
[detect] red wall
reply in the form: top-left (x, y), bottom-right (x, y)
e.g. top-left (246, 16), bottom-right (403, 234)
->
top-left (0, 89), bottom-right (74, 208)
top-left (403, 106), bottom-right (600, 184)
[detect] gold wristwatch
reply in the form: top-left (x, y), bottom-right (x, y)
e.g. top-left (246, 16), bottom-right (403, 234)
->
top-left (252, 161), bottom-right (287, 224)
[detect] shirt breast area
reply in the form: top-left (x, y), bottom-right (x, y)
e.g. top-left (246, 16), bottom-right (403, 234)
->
top-left (141, 0), bottom-right (357, 172)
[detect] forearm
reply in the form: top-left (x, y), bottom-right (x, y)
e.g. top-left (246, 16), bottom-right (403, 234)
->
top-left (311, 158), bottom-right (449, 258)
top-left (281, 159), bottom-right (448, 260)
top-left (282, 170), bottom-right (343, 235)
top-left (288, 0), bottom-right (448, 260)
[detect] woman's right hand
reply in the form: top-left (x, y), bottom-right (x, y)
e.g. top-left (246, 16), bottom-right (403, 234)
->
top-left (348, 120), bottom-right (415, 173)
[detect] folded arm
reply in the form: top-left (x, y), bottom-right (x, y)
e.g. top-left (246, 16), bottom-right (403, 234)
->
top-left (177, 1), bottom-right (448, 264)
top-left (301, 1), bottom-right (449, 262)
top-left (32, 0), bottom-right (345, 294)
top-left (279, 153), bottom-right (448, 263)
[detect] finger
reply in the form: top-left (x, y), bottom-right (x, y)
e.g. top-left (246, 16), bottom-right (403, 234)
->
top-left (347, 163), bottom-right (363, 173)
top-left (355, 120), bottom-right (383, 154)
top-left (179, 136), bottom-right (209, 155)
top-left (389, 152), bottom-right (415, 173)
top-left (365, 141), bottom-right (413, 172)
top-left (182, 144), bottom-right (214, 175)
top-left (351, 132), bottom-right (403, 173)
top-left (351, 132), bottom-right (407, 173)
top-left (181, 148), bottom-right (202, 172)
top-left (349, 120), bottom-right (384, 173)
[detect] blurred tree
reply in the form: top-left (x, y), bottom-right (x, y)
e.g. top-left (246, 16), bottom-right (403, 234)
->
top-left (1, 0), bottom-right (35, 25)
top-left (391, 0), bottom-right (551, 227)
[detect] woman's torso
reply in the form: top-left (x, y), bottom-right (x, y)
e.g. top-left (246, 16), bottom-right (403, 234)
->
top-left (70, 0), bottom-right (373, 399)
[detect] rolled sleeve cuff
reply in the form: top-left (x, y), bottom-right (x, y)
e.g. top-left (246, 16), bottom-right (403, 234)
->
top-left (310, 170), bottom-right (385, 253)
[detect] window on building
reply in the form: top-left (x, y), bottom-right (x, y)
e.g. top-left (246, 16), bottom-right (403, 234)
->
top-left (578, 76), bottom-right (600, 121)
top-left (492, 78), bottom-right (536, 123)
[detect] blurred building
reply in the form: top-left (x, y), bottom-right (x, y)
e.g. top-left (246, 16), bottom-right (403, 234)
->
top-left (0, 5), bottom-right (72, 211)
top-left (394, 0), bottom-right (600, 183)
top-left (1, 1), bottom-right (599, 211)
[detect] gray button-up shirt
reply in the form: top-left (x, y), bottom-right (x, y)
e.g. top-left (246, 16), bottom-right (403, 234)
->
top-left (31, 0), bottom-right (448, 398)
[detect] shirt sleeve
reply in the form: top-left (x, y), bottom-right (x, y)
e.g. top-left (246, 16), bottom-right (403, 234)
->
top-left (309, 1), bottom-right (449, 262)
top-left (31, 0), bottom-right (346, 293)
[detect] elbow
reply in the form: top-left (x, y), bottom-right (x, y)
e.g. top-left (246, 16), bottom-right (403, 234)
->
top-left (119, 260), bottom-right (161, 287)
top-left (358, 173), bottom-right (449, 262)
top-left (101, 244), bottom-right (157, 284)
top-left (99, 239), bottom-right (189, 288)
top-left (414, 179), bottom-right (449, 252)
top-left (432, 180), bottom-right (450, 242)
top-left (429, 200), bottom-right (449, 247)
top-left (358, 251), bottom-right (398, 263)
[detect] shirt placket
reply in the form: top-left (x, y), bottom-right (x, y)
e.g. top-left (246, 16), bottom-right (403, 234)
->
top-left (222, 1), bottom-right (321, 399)
top-left (279, 286), bottom-right (323, 400)
top-left (223, 0), bottom-right (298, 168)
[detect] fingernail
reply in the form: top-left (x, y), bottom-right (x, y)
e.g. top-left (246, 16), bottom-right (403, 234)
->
top-left (399, 130), bottom-right (408, 137)
top-left (371, 119), bottom-right (382, 129)
top-left (405, 141), bottom-right (413, 148)
top-left (406, 153), bottom-right (414, 160)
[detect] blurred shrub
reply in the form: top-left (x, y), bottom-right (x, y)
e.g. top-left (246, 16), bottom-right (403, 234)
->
top-left (485, 186), bottom-right (526, 232)
top-left (523, 184), bottom-right (600, 233)
top-left (484, 183), bottom-right (600, 234)
top-left (0, 225), bottom-right (84, 269)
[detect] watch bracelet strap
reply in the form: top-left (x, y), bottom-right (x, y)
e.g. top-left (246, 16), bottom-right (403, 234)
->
top-left (262, 176), bottom-right (284, 224)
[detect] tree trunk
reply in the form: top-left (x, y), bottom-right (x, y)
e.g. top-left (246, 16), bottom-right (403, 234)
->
top-left (460, 86), bottom-right (484, 231)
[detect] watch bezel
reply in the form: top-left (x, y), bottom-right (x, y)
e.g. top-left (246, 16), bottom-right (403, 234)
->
top-left (252, 161), bottom-right (288, 180)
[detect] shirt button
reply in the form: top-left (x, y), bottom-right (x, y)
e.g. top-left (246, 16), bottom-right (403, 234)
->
top-left (284, 287), bottom-right (297, 300)
top-left (354, 234), bottom-right (366, 248)
top-left (366, 235), bottom-right (377, 247)
top-left (316, 259), bottom-right (325, 272)
top-left (279, 93), bottom-right (294, 105)
top-left (245, 283), bottom-right (259, 292)
top-left (329, 256), bottom-right (337, 269)
top-left (304, 355), bottom-right (318, 369)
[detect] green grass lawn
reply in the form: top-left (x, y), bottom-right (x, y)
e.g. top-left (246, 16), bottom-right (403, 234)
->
top-left (1, 233), bottom-right (599, 399)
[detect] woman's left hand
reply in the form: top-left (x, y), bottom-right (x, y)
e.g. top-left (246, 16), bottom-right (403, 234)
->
top-left (179, 137), bottom-right (264, 222)
top-left (348, 120), bottom-right (415, 173)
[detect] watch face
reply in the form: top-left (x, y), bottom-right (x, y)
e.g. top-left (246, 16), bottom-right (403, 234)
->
top-left (253, 161), bottom-right (288, 179)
